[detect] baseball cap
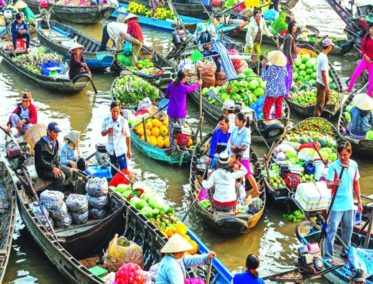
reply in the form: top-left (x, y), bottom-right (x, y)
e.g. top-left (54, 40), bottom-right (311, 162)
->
top-left (47, 122), bottom-right (62, 133)
top-left (322, 38), bottom-right (334, 47)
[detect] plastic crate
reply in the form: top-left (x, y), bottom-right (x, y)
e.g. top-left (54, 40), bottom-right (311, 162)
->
top-left (41, 62), bottom-right (63, 76)
top-left (88, 165), bottom-right (112, 179)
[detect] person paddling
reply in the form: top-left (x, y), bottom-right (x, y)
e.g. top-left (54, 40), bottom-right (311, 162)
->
top-left (68, 43), bottom-right (91, 80)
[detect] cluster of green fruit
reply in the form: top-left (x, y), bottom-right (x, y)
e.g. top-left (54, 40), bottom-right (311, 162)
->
top-left (293, 54), bottom-right (317, 85)
top-left (269, 175), bottom-right (286, 189)
top-left (283, 210), bottom-right (305, 223)
top-left (294, 118), bottom-right (336, 136)
top-left (289, 90), bottom-right (342, 107)
top-left (202, 69), bottom-right (265, 108)
top-left (300, 173), bottom-right (314, 183)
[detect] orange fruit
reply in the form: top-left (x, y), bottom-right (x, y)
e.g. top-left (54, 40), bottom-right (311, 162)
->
top-left (151, 127), bottom-right (160, 137)
top-left (152, 119), bottom-right (162, 128)
top-left (149, 136), bottom-right (157, 146)
top-left (157, 136), bottom-right (164, 148)
top-left (145, 121), bottom-right (153, 130)
top-left (145, 129), bottom-right (151, 137)
top-left (164, 137), bottom-right (170, 148)
top-left (160, 125), bottom-right (168, 136)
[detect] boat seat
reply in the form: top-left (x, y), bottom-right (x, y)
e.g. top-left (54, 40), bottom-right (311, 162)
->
top-left (24, 163), bottom-right (53, 192)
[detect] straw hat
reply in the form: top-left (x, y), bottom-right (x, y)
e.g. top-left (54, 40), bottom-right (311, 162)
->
top-left (64, 130), bottom-right (81, 147)
top-left (15, 0), bottom-right (28, 9)
top-left (218, 152), bottom-right (229, 164)
top-left (353, 93), bottom-right (373, 111)
top-left (69, 43), bottom-right (84, 52)
top-left (160, 233), bottom-right (194, 254)
top-left (147, 105), bottom-right (167, 120)
top-left (124, 13), bottom-right (138, 22)
top-left (267, 50), bottom-right (287, 67)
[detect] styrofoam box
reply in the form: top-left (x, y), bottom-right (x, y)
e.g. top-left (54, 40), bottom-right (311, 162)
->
top-left (295, 182), bottom-right (331, 212)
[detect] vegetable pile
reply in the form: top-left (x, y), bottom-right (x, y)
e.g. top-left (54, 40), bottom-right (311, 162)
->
top-left (127, 1), bottom-right (175, 20)
top-left (283, 210), bottom-right (305, 223)
top-left (112, 75), bottom-right (161, 105)
top-left (112, 183), bottom-right (199, 254)
top-left (12, 48), bottom-right (63, 75)
top-left (267, 118), bottom-right (338, 193)
top-left (288, 89), bottom-right (342, 107)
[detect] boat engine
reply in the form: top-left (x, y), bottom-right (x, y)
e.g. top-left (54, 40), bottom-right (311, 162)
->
top-left (172, 124), bottom-right (191, 149)
top-left (295, 243), bottom-right (324, 275)
top-left (95, 143), bottom-right (109, 167)
top-left (3, 9), bottom-right (14, 26)
top-left (6, 141), bottom-right (30, 170)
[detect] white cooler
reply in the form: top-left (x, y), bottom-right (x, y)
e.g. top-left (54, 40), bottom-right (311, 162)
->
top-left (294, 182), bottom-right (331, 212)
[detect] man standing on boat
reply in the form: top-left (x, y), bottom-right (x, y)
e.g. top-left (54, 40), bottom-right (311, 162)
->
top-left (101, 101), bottom-right (132, 176)
top-left (7, 92), bottom-right (37, 137)
top-left (11, 12), bottom-right (30, 54)
top-left (314, 38), bottom-right (334, 117)
top-left (324, 141), bottom-right (363, 261)
top-left (34, 122), bottom-right (72, 191)
top-left (98, 20), bottom-right (128, 51)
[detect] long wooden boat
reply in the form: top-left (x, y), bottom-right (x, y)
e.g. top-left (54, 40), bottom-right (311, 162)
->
top-left (25, 0), bottom-right (116, 24)
top-left (131, 129), bottom-right (192, 166)
top-left (3, 153), bottom-right (126, 283)
top-left (285, 44), bottom-right (343, 118)
top-left (296, 219), bottom-right (373, 284)
top-left (116, 44), bottom-right (176, 90)
top-left (189, 90), bottom-right (290, 144)
top-left (111, 3), bottom-right (204, 32)
top-left (264, 117), bottom-right (341, 212)
top-left (337, 85), bottom-right (373, 157)
top-left (36, 19), bottom-right (115, 70)
top-left (189, 136), bottom-right (266, 235)
top-left (0, 42), bottom-right (90, 93)
top-left (0, 159), bottom-right (17, 283)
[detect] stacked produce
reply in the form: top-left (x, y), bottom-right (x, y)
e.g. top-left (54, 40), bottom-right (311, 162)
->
top-left (283, 210), bottom-right (305, 223)
top-left (268, 119), bottom-right (338, 193)
top-left (112, 75), bottom-right (161, 105)
top-left (127, 1), bottom-right (175, 20)
top-left (288, 90), bottom-right (342, 107)
top-left (343, 104), bottom-right (373, 140)
top-left (127, 59), bottom-right (166, 76)
top-left (40, 190), bottom-right (72, 229)
top-left (112, 183), bottom-right (199, 255)
top-left (86, 178), bottom-right (109, 220)
top-left (12, 48), bottom-right (63, 75)
top-left (66, 194), bottom-right (89, 225)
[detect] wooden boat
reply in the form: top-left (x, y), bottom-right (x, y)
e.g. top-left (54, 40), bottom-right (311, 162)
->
top-left (285, 44), bottom-right (343, 118)
top-left (24, 0), bottom-right (116, 24)
top-left (296, 219), bottom-right (373, 284)
top-left (189, 90), bottom-right (290, 144)
top-left (3, 153), bottom-right (126, 283)
top-left (337, 85), bottom-right (373, 157)
top-left (0, 41), bottom-right (90, 93)
top-left (189, 136), bottom-right (266, 235)
top-left (36, 19), bottom-right (115, 70)
top-left (0, 159), bottom-right (17, 283)
top-left (111, 3), bottom-right (204, 32)
top-left (116, 44), bottom-right (176, 90)
top-left (264, 117), bottom-right (341, 212)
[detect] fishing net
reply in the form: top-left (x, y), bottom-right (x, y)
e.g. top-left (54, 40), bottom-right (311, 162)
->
top-left (66, 193), bottom-right (88, 214)
top-left (71, 211), bottom-right (89, 225)
top-left (86, 177), bottom-right (108, 197)
top-left (87, 195), bottom-right (109, 209)
top-left (40, 190), bottom-right (65, 211)
top-left (89, 208), bottom-right (107, 220)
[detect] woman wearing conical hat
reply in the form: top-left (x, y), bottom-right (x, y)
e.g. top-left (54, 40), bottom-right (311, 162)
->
top-left (156, 233), bottom-right (216, 283)
top-left (350, 93), bottom-right (373, 136)
top-left (68, 43), bottom-right (91, 80)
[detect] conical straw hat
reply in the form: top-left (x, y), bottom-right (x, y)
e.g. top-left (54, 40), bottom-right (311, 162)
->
top-left (15, 0), bottom-right (28, 9)
top-left (267, 50), bottom-right (287, 67)
top-left (160, 233), bottom-right (194, 254)
top-left (353, 93), bottom-right (373, 111)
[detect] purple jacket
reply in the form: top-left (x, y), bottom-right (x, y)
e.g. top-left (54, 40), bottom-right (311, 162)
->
top-left (165, 81), bottom-right (200, 118)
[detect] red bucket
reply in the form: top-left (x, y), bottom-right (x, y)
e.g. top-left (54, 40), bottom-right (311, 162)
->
top-left (233, 2), bottom-right (246, 12)
top-left (211, 0), bottom-right (222, 7)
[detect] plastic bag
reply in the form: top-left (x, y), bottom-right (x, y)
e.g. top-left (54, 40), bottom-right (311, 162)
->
top-left (55, 212), bottom-right (72, 229)
top-left (114, 263), bottom-right (144, 284)
top-left (103, 234), bottom-right (144, 271)
top-left (66, 194), bottom-right (88, 213)
top-left (49, 202), bottom-right (69, 221)
top-left (86, 177), bottom-right (108, 197)
top-left (89, 208), bottom-right (107, 219)
top-left (196, 60), bottom-right (217, 88)
top-left (40, 190), bottom-right (65, 210)
top-left (87, 194), bottom-right (109, 209)
top-left (30, 201), bottom-right (54, 230)
top-left (71, 211), bottom-right (89, 225)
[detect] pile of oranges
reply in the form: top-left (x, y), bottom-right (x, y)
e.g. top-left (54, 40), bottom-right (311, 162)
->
top-left (135, 118), bottom-right (170, 148)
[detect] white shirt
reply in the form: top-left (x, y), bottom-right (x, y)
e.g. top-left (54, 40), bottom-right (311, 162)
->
top-left (245, 18), bottom-right (271, 48)
top-left (202, 166), bottom-right (247, 203)
top-left (107, 22), bottom-right (128, 50)
top-left (228, 113), bottom-right (236, 133)
top-left (316, 53), bottom-right (329, 86)
top-left (101, 115), bottom-right (130, 157)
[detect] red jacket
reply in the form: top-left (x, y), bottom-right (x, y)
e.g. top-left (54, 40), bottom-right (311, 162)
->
top-left (127, 20), bottom-right (143, 42)
top-left (9, 103), bottom-right (38, 124)
top-left (361, 35), bottom-right (373, 60)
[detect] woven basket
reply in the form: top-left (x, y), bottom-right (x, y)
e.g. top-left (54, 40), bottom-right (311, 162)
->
top-left (24, 124), bottom-right (47, 155)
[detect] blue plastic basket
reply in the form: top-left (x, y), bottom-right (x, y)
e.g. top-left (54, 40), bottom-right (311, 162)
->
top-left (41, 61), bottom-right (64, 76)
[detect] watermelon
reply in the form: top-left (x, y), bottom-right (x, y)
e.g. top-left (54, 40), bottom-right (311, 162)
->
top-left (301, 54), bottom-right (311, 63)
top-left (293, 72), bottom-right (298, 80)
top-left (248, 79), bottom-right (259, 90)
top-left (299, 64), bottom-right (306, 71)
top-left (254, 87), bottom-right (264, 97)
top-left (299, 71), bottom-right (307, 77)
top-left (294, 58), bottom-right (302, 67)
top-left (366, 130), bottom-right (373, 140)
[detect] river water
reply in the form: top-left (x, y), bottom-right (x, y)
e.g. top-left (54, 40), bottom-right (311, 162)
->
top-left (2, 0), bottom-right (372, 282)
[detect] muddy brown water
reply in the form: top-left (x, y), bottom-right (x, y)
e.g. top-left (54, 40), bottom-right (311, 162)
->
top-left (2, 1), bottom-right (372, 282)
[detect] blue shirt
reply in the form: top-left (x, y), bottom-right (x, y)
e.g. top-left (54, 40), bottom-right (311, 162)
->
top-left (60, 143), bottom-right (77, 166)
top-left (233, 271), bottom-right (265, 284)
top-left (350, 107), bottom-right (373, 136)
top-left (262, 65), bottom-right (287, 98)
top-left (156, 254), bottom-right (208, 284)
top-left (209, 128), bottom-right (231, 158)
top-left (11, 19), bottom-right (29, 38)
top-left (327, 159), bottom-right (360, 211)
top-left (226, 126), bottom-right (251, 160)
